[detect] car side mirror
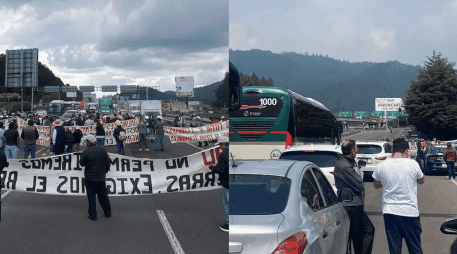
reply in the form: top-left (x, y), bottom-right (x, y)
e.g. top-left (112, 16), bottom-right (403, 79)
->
top-left (358, 160), bottom-right (367, 168)
top-left (440, 218), bottom-right (457, 234)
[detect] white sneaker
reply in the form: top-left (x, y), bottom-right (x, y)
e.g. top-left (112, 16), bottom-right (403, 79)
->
top-left (145, 148), bottom-right (150, 151)
top-left (139, 148), bottom-right (142, 151)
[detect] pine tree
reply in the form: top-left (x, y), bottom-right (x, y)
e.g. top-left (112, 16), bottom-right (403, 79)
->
top-left (404, 51), bottom-right (457, 139)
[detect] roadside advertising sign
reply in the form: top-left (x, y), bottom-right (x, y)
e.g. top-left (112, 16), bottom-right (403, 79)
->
top-left (375, 98), bottom-right (404, 111)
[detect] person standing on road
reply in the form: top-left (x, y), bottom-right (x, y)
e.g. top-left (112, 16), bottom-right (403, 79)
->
top-left (79, 135), bottom-right (112, 221)
top-left (73, 127), bottom-right (83, 152)
top-left (21, 120), bottom-right (39, 159)
top-left (0, 122), bottom-right (5, 152)
top-left (113, 121), bottom-right (125, 155)
top-left (52, 120), bottom-right (66, 156)
top-left (443, 143), bottom-right (457, 180)
top-left (95, 121), bottom-right (105, 148)
top-left (0, 148), bottom-right (8, 222)
top-left (3, 122), bottom-right (20, 159)
top-left (196, 116), bottom-right (209, 147)
top-left (334, 140), bottom-right (375, 254)
top-left (138, 117), bottom-right (149, 151)
top-left (154, 116), bottom-right (165, 151)
top-left (209, 136), bottom-right (229, 232)
top-left (65, 128), bottom-right (75, 153)
top-left (373, 138), bottom-right (425, 254)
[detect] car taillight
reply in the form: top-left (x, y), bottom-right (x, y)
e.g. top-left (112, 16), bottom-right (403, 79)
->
top-left (271, 232), bottom-right (307, 254)
top-left (375, 156), bottom-right (387, 160)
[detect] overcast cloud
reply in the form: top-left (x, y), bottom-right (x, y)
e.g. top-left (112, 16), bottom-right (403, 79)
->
top-left (230, 0), bottom-right (457, 66)
top-left (0, 0), bottom-right (228, 96)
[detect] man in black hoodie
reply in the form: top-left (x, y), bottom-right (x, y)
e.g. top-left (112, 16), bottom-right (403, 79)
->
top-left (209, 136), bottom-right (229, 232)
top-left (79, 135), bottom-right (112, 221)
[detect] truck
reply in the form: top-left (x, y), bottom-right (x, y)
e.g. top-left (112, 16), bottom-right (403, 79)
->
top-left (87, 102), bottom-right (98, 113)
top-left (99, 98), bottom-right (113, 114)
top-left (140, 100), bottom-right (162, 117)
top-left (48, 100), bottom-right (66, 119)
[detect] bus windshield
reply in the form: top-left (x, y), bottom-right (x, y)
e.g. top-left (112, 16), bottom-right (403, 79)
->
top-left (48, 104), bottom-right (62, 112)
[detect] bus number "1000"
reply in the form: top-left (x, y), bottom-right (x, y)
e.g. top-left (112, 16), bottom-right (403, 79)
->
top-left (259, 98), bottom-right (277, 106)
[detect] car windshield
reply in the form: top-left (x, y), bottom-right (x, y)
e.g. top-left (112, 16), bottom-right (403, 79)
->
top-left (61, 113), bottom-right (72, 119)
top-left (428, 147), bottom-right (446, 154)
top-left (357, 145), bottom-right (382, 154)
top-left (230, 174), bottom-right (291, 215)
top-left (279, 151), bottom-right (340, 167)
top-left (48, 104), bottom-right (61, 112)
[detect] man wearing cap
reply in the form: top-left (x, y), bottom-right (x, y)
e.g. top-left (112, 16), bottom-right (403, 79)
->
top-left (79, 135), bottom-right (112, 221)
top-left (154, 116), bottom-right (165, 151)
top-left (21, 120), bottom-right (40, 159)
top-left (52, 119), bottom-right (66, 155)
top-left (113, 120), bottom-right (125, 155)
top-left (209, 136), bottom-right (229, 232)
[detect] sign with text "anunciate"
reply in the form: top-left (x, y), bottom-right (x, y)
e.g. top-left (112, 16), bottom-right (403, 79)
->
top-left (0, 147), bottom-right (224, 196)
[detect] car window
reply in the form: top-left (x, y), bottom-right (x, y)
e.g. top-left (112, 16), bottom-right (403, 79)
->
top-left (429, 147), bottom-right (446, 154)
top-left (312, 167), bottom-right (338, 206)
top-left (357, 145), bottom-right (382, 154)
top-left (301, 170), bottom-right (324, 211)
top-left (230, 174), bottom-right (292, 215)
top-left (280, 151), bottom-right (340, 168)
top-left (384, 143), bottom-right (392, 153)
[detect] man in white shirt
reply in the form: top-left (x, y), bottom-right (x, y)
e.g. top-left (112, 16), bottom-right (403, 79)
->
top-left (372, 138), bottom-right (425, 254)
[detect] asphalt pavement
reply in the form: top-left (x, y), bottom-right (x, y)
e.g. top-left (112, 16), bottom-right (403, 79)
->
top-left (0, 135), bottom-right (227, 254)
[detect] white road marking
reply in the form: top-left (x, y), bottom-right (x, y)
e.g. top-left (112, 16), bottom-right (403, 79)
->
top-left (1, 190), bottom-right (11, 199)
top-left (157, 210), bottom-right (185, 254)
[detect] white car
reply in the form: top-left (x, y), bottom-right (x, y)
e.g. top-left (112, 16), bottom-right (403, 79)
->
top-left (356, 141), bottom-right (392, 175)
top-left (279, 144), bottom-right (346, 193)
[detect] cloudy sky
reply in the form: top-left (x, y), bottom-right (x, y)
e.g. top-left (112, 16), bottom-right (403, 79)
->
top-left (230, 0), bottom-right (457, 66)
top-left (0, 0), bottom-right (228, 96)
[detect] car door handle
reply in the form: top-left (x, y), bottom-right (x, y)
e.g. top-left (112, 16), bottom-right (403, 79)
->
top-left (323, 229), bottom-right (328, 239)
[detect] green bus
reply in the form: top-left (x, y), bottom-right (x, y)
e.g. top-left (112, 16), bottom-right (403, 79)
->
top-left (229, 87), bottom-right (342, 159)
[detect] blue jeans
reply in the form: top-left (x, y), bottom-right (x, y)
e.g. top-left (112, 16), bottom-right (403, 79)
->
top-left (155, 135), bottom-right (164, 150)
top-left (97, 138), bottom-right (105, 148)
top-left (139, 133), bottom-right (148, 149)
top-left (5, 145), bottom-right (17, 159)
top-left (116, 140), bottom-right (124, 155)
top-left (222, 187), bottom-right (229, 225)
top-left (447, 161), bottom-right (455, 179)
top-left (23, 145), bottom-right (36, 159)
top-left (384, 213), bottom-right (423, 254)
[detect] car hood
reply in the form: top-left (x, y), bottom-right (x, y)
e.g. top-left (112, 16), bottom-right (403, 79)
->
top-left (229, 214), bottom-right (284, 254)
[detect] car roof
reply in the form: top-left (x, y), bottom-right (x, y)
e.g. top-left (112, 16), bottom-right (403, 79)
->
top-left (356, 141), bottom-right (388, 145)
top-left (231, 160), bottom-right (313, 177)
top-left (283, 144), bottom-right (342, 153)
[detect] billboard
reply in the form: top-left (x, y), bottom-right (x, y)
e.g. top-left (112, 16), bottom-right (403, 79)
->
top-left (5, 48), bottom-right (39, 87)
top-left (61, 86), bottom-right (77, 92)
top-left (375, 98), bottom-right (404, 111)
top-left (66, 92), bottom-right (77, 98)
top-left (44, 86), bottom-right (60, 93)
top-left (102, 86), bottom-right (118, 92)
top-left (175, 76), bottom-right (194, 97)
top-left (120, 85), bottom-right (137, 92)
top-left (79, 86), bottom-right (94, 92)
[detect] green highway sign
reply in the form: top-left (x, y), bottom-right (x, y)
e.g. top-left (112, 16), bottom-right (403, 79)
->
top-left (386, 111), bottom-right (400, 117)
top-left (354, 111), bottom-right (368, 117)
top-left (371, 111), bottom-right (385, 117)
top-left (401, 112), bottom-right (409, 117)
top-left (339, 112), bottom-right (353, 118)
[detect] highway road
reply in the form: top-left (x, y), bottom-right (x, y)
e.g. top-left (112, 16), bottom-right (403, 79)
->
top-left (344, 127), bottom-right (457, 253)
top-left (0, 136), bottom-right (227, 254)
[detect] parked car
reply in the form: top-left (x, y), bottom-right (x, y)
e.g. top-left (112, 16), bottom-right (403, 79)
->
top-left (416, 145), bottom-right (454, 175)
top-left (229, 160), bottom-right (350, 254)
top-left (356, 141), bottom-right (392, 178)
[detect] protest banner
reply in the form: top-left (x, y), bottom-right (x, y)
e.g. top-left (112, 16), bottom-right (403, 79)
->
top-left (165, 121), bottom-right (229, 143)
top-left (0, 147), bottom-right (223, 196)
top-left (16, 118), bottom-right (139, 147)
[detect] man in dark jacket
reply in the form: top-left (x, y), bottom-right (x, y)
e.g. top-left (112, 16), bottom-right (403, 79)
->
top-left (209, 136), bottom-right (229, 232)
top-left (52, 120), bottom-right (66, 155)
top-left (21, 120), bottom-right (40, 159)
top-left (113, 121), bottom-right (125, 155)
top-left (73, 127), bottom-right (83, 152)
top-left (0, 149), bottom-right (7, 222)
top-left (334, 140), bottom-right (375, 254)
top-left (154, 116), bottom-right (165, 151)
top-left (79, 135), bottom-right (112, 221)
top-left (3, 122), bottom-right (19, 159)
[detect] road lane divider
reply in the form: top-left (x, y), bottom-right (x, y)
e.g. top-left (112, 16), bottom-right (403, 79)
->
top-left (157, 210), bottom-right (185, 254)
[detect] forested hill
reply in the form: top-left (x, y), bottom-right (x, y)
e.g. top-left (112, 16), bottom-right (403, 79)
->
top-left (230, 49), bottom-right (421, 112)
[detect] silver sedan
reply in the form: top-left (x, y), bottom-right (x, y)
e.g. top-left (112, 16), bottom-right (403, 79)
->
top-left (229, 160), bottom-right (350, 254)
